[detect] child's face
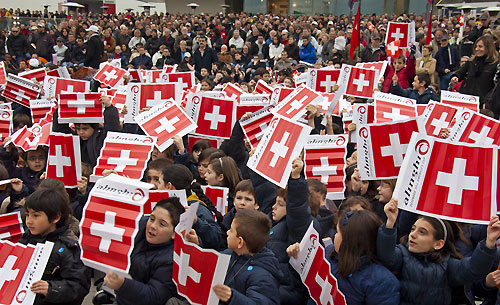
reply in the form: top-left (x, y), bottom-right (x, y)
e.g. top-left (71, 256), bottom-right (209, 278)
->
top-left (272, 196), bottom-right (286, 222)
top-left (76, 124), bottom-right (95, 141)
top-left (26, 149), bottom-right (46, 172)
top-left (346, 151), bottom-right (357, 166)
top-left (205, 164), bottom-right (223, 186)
top-left (360, 180), bottom-right (369, 196)
top-left (198, 158), bottom-right (210, 179)
top-left (226, 219), bottom-right (241, 252)
top-left (393, 59), bottom-right (405, 72)
top-left (201, 81), bottom-right (210, 91)
top-left (146, 206), bottom-right (174, 244)
top-left (377, 182), bottom-right (393, 204)
top-left (408, 218), bottom-right (443, 254)
top-left (147, 169), bottom-right (165, 190)
top-left (234, 191), bottom-right (257, 211)
top-left (25, 208), bottom-right (58, 236)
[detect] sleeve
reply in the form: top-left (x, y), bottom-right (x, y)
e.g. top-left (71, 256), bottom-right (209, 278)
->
top-left (405, 57), bottom-right (416, 80)
top-left (227, 271), bottom-right (280, 305)
top-left (103, 105), bottom-right (121, 133)
top-left (51, 109), bottom-right (74, 134)
top-left (286, 177), bottom-right (315, 241)
top-left (451, 60), bottom-right (469, 82)
top-left (428, 59), bottom-right (436, 75)
top-left (376, 225), bottom-right (404, 272)
top-left (224, 121), bottom-right (249, 170)
top-left (365, 272), bottom-right (400, 305)
top-left (192, 205), bottom-right (224, 250)
top-left (249, 169), bottom-right (276, 216)
top-left (447, 240), bottom-right (497, 286)
top-left (173, 150), bottom-right (190, 166)
top-left (389, 81), bottom-right (412, 98)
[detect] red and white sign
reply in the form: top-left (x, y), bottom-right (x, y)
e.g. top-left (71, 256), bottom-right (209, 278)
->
top-left (18, 67), bottom-right (46, 83)
top-left (91, 132), bottom-right (156, 182)
top-left (144, 190), bottom-right (188, 214)
top-left (142, 70), bottom-right (163, 83)
top-left (357, 118), bottom-right (421, 180)
top-left (254, 80), bottom-right (273, 95)
top-left (223, 82), bottom-right (244, 102)
top-left (240, 105), bottom-right (275, 149)
top-left (2, 74), bottom-right (41, 107)
top-left (0, 212), bottom-right (24, 243)
top-left (99, 59), bottom-right (122, 70)
top-left (374, 92), bottom-right (417, 123)
top-left (58, 93), bottom-right (103, 123)
top-left (385, 22), bottom-right (410, 48)
top-left (186, 94), bottom-right (236, 139)
top-left (290, 222), bottom-right (347, 305)
top-left (304, 135), bottom-right (348, 200)
top-left (239, 93), bottom-right (270, 105)
top-left (274, 86), bottom-right (322, 121)
top-left (356, 61), bottom-right (388, 81)
top-left (386, 39), bottom-right (401, 58)
top-left (448, 109), bottom-right (500, 146)
top-left (110, 92), bottom-right (127, 120)
top-left (247, 116), bottom-right (312, 188)
top-left (0, 62), bottom-right (7, 86)
top-left (80, 174), bottom-right (151, 276)
top-left (173, 231), bottom-right (230, 305)
top-left (270, 87), bottom-right (295, 105)
top-left (162, 72), bottom-right (195, 91)
top-left (135, 99), bottom-right (196, 152)
top-left (10, 123), bottom-right (51, 151)
top-left (201, 185), bottom-right (229, 216)
top-left (421, 102), bottom-right (458, 138)
top-left (394, 133), bottom-right (498, 224)
top-left (0, 240), bottom-right (53, 305)
top-left (43, 76), bottom-right (90, 99)
top-left (307, 69), bottom-right (340, 93)
top-left (94, 64), bottom-right (126, 88)
top-left (127, 69), bottom-right (144, 83)
top-left (441, 91), bottom-right (480, 112)
top-left (30, 99), bottom-right (56, 125)
top-left (0, 110), bottom-right (12, 143)
top-left (352, 103), bottom-right (375, 125)
top-left (46, 66), bottom-right (71, 79)
top-left (125, 83), bottom-right (182, 123)
top-left (344, 66), bottom-right (379, 99)
top-left (46, 132), bottom-right (82, 188)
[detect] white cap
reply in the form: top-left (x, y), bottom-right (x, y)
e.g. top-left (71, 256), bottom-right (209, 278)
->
top-left (28, 58), bottom-right (40, 67)
top-left (86, 25), bottom-right (99, 33)
top-left (328, 21), bottom-right (334, 25)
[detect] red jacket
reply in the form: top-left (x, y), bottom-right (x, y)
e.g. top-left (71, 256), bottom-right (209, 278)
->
top-left (382, 56), bottom-right (416, 93)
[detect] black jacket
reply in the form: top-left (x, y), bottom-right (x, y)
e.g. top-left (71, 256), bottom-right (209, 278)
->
top-left (193, 46), bottom-right (218, 73)
top-left (84, 34), bottom-right (104, 69)
top-left (33, 31), bottom-right (54, 60)
top-left (452, 56), bottom-right (498, 106)
top-left (145, 37), bottom-right (161, 56)
top-left (7, 33), bottom-right (29, 56)
top-left (390, 82), bottom-right (440, 104)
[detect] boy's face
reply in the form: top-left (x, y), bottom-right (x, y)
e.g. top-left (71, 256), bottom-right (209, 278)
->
top-left (234, 191), bottom-right (258, 211)
top-left (226, 219), bottom-right (242, 252)
top-left (147, 169), bottom-right (165, 190)
top-left (76, 124), bottom-right (94, 141)
top-left (272, 196), bottom-right (286, 222)
top-left (25, 208), bottom-right (58, 236)
top-left (26, 149), bottom-right (46, 172)
top-left (146, 206), bottom-right (174, 244)
top-left (393, 59), bottom-right (405, 72)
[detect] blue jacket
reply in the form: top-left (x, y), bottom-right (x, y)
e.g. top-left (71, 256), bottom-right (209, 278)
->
top-left (267, 177), bottom-right (319, 305)
top-left (222, 247), bottom-right (283, 305)
top-left (389, 82), bottom-right (440, 104)
top-left (377, 225), bottom-right (497, 305)
top-left (325, 245), bottom-right (400, 305)
top-left (299, 42), bottom-right (317, 64)
top-left (193, 46), bottom-right (218, 73)
top-left (130, 54), bottom-right (153, 69)
top-left (115, 217), bottom-right (177, 305)
top-left (188, 193), bottom-right (225, 250)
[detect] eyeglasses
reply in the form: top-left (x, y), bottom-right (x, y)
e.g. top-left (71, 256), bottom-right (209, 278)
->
top-left (27, 156), bottom-right (46, 162)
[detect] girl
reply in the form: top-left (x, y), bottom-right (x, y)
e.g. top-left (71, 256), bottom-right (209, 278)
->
top-left (204, 156), bottom-right (242, 210)
top-left (0, 163), bottom-right (27, 214)
top-left (378, 198), bottom-right (500, 305)
top-left (220, 179), bottom-right (259, 231)
top-left (374, 179), bottom-right (397, 222)
top-left (103, 197), bottom-right (185, 305)
top-left (196, 147), bottom-right (224, 185)
top-left (19, 189), bottom-right (90, 305)
top-left (287, 209), bottom-right (400, 305)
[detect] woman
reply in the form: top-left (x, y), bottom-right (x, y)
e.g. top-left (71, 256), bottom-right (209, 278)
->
top-left (177, 52), bottom-right (194, 72)
top-left (451, 35), bottom-right (498, 107)
top-left (269, 36), bottom-right (284, 67)
top-left (102, 28), bottom-right (117, 54)
top-left (416, 45), bottom-right (436, 83)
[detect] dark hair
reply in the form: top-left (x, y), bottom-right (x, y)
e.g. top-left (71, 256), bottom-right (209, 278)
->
top-left (22, 146), bottom-right (48, 169)
top-left (74, 122), bottom-right (99, 130)
top-left (234, 180), bottom-right (256, 199)
top-left (415, 72), bottom-right (431, 88)
top-left (307, 179), bottom-right (327, 197)
top-left (336, 196), bottom-right (373, 224)
top-left (234, 210), bottom-right (271, 254)
top-left (198, 147), bottom-right (221, 163)
top-left (334, 209), bottom-right (382, 277)
top-left (276, 187), bottom-right (287, 202)
top-left (153, 197), bottom-right (185, 228)
top-left (24, 189), bottom-right (71, 228)
top-left (192, 139), bottom-right (211, 154)
top-left (147, 158), bottom-right (173, 172)
top-left (208, 156), bottom-right (241, 194)
top-left (13, 113), bottom-right (32, 128)
top-left (201, 78), bottom-right (214, 89)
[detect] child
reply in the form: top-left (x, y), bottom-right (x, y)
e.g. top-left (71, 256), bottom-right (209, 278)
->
top-left (145, 158), bottom-right (173, 189)
top-left (173, 138), bottom-right (211, 180)
top-left (103, 197), bottom-right (184, 305)
top-left (196, 147), bottom-right (224, 185)
top-left (213, 209), bottom-right (282, 305)
top-left (205, 156), bottom-right (242, 210)
top-left (382, 52), bottom-right (416, 92)
top-left (287, 209), bottom-right (400, 304)
top-left (0, 162), bottom-right (27, 214)
top-left (19, 189), bottom-right (90, 305)
top-left (378, 199), bottom-right (500, 305)
top-left (221, 180), bottom-right (259, 231)
top-left (0, 145), bottom-right (47, 194)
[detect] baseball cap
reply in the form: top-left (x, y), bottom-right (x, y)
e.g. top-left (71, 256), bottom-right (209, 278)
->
top-left (328, 21), bottom-right (334, 25)
top-left (184, 52), bottom-right (191, 57)
top-left (86, 25), bottom-right (99, 33)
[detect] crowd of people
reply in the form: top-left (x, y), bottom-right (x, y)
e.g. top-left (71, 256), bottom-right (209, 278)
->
top-left (1, 6), bottom-right (500, 305)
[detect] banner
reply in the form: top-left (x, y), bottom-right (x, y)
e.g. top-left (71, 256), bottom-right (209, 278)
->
top-left (30, 99), bottom-right (56, 125)
top-left (125, 83), bottom-right (182, 123)
top-left (58, 93), bottom-right (103, 124)
top-left (185, 94), bottom-right (236, 139)
top-left (240, 105), bottom-right (275, 149)
top-left (2, 74), bottom-right (41, 107)
top-left (307, 69), bottom-right (340, 93)
top-left (420, 101), bottom-right (458, 138)
top-left (440, 90), bottom-right (480, 112)
top-left (448, 109), bottom-right (500, 146)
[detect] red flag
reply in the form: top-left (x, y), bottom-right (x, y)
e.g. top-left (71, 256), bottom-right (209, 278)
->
top-left (43, 76), bottom-right (90, 99)
top-left (270, 87), bottom-right (295, 105)
top-left (0, 212), bottom-right (24, 243)
top-left (421, 102), bottom-right (458, 138)
top-left (201, 185), bottom-right (229, 216)
top-left (0, 62), bottom-right (6, 86)
top-left (308, 69), bottom-right (341, 93)
top-left (30, 99), bottom-right (56, 125)
top-left (18, 67), bottom-right (46, 83)
top-left (2, 74), bottom-right (41, 107)
top-left (448, 109), bottom-right (500, 146)
top-left (11, 123), bottom-right (50, 151)
top-left (441, 90), bottom-right (479, 112)
top-left (425, 0), bottom-right (434, 45)
top-left (254, 80), bottom-right (273, 95)
top-left (58, 93), bottom-right (104, 123)
top-left (223, 82), bottom-right (244, 101)
top-left (345, 67), bottom-right (379, 99)
top-left (46, 132), bottom-right (82, 188)
top-left (374, 92), bottom-right (417, 123)
top-left (94, 64), bottom-right (127, 88)
top-left (163, 72), bottom-right (195, 90)
top-left (125, 83), bottom-right (182, 123)
top-left (185, 95), bottom-right (236, 139)
top-left (188, 135), bottom-right (222, 153)
top-left (350, 5), bottom-right (360, 60)
top-left (386, 22), bottom-right (410, 48)
top-left (0, 110), bottom-right (12, 143)
top-left (274, 86), bottom-right (322, 121)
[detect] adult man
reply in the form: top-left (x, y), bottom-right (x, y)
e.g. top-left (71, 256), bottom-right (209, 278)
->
top-left (7, 26), bottom-right (29, 64)
top-left (31, 23), bottom-right (54, 62)
top-left (155, 47), bottom-right (176, 68)
top-left (390, 72), bottom-right (439, 104)
top-left (160, 28), bottom-right (175, 52)
top-left (321, 29), bottom-right (337, 61)
top-left (228, 30), bottom-right (244, 52)
top-left (251, 34), bottom-right (269, 61)
top-left (84, 25), bottom-right (104, 69)
top-left (174, 27), bottom-right (192, 51)
top-left (145, 29), bottom-right (161, 56)
top-left (114, 25), bottom-right (131, 49)
top-left (129, 43), bottom-right (153, 69)
top-left (360, 34), bottom-right (386, 62)
top-left (435, 35), bottom-right (459, 90)
top-left (273, 50), bottom-right (293, 72)
top-left (192, 35), bottom-right (217, 73)
top-left (297, 28), bottom-right (319, 50)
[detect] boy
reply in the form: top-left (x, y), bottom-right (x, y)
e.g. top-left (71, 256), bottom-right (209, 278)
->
top-left (145, 158), bottom-right (172, 189)
top-left (221, 180), bottom-right (259, 231)
top-left (213, 210), bottom-right (282, 305)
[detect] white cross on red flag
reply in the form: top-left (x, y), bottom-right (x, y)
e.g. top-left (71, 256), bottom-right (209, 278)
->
top-left (18, 67), bottom-right (46, 83)
top-left (374, 92), bottom-right (417, 123)
top-left (127, 69), bottom-right (144, 83)
top-left (386, 40), bottom-right (401, 58)
top-left (448, 109), bottom-right (500, 146)
top-left (46, 132), bottom-right (82, 188)
top-left (79, 174), bottom-right (151, 276)
top-left (0, 110), bottom-right (12, 143)
top-left (290, 222), bottom-right (347, 305)
top-left (385, 22), bottom-right (410, 48)
top-left (10, 123), bottom-right (51, 151)
top-left (247, 115), bottom-right (312, 188)
top-left (357, 118), bottom-right (421, 180)
top-left (30, 99), bottom-right (56, 125)
top-left (125, 83), bottom-right (182, 123)
top-left (344, 66), bottom-right (379, 99)
top-left (142, 70), bottom-right (163, 83)
top-left (185, 94), bottom-right (236, 139)
top-left (356, 61), bottom-right (388, 81)
top-left (143, 190), bottom-right (188, 214)
top-left (420, 101), bottom-right (458, 138)
top-left (236, 95), bottom-right (268, 119)
top-left (201, 185), bottom-right (229, 216)
top-left (223, 82), bottom-right (244, 102)
top-left (394, 133), bottom-right (498, 224)
top-left (240, 105), bottom-right (275, 149)
top-left (46, 66), bottom-right (71, 79)
top-left (270, 87), bottom-right (295, 105)
top-left (135, 99), bottom-right (197, 152)
top-left (307, 69), bottom-right (340, 93)
top-left (274, 86), bottom-right (322, 121)
top-left (43, 76), bottom-right (90, 99)
top-left (0, 240), bottom-right (54, 305)
top-left (254, 79), bottom-right (273, 95)
top-left (162, 72), bottom-right (195, 91)
top-left (304, 135), bottom-right (348, 200)
top-left (2, 74), bottom-right (41, 107)
top-left (94, 64), bottom-right (127, 88)
top-left (440, 90), bottom-right (480, 112)
top-left (58, 93), bottom-right (103, 123)
top-left (0, 212), bottom-right (24, 243)
top-left (91, 132), bottom-right (156, 182)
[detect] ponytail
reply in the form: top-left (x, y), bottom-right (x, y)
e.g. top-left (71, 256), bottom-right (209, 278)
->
top-left (191, 180), bottom-right (223, 223)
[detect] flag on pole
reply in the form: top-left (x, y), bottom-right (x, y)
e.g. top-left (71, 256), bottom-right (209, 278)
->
top-left (350, 4), bottom-right (360, 60)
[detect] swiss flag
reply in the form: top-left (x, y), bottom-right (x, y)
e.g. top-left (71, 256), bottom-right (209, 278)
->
top-left (275, 86), bottom-right (321, 121)
top-left (223, 82), bottom-right (244, 102)
top-left (143, 190), bottom-right (188, 214)
top-left (308, 69), bottom-right (340, 93)
top-left (11, 123), bottom-right (51, 151)
top-left (353, 103), bottom-right (375, 125)
top-left (46, 132), bottom-right (81, 188)
top-left (2, 74), bottom-right (41, 107)
top-left (270, 87), bottom-right (295, 105)
top-left (94, 64), bottom-right (126, 88)
top-left (254, 79), bottom-right (273, 95)
top-left (441, 90), bottom-right (480, 112)
top-left (236, 104), bottom-right (266, 120)
top-left (386, 39), bottom-right (401, 58)
top-left (345, 67), bottom-right (378, 99)
top-left (173, 232), bottom-right (230, 305)
top-left (416, 104), bottom-right (427, 116)
top-left (92, 132), bottom-right (156, 181)
top-left (423, 102), bottom-right (457, 137)
top-left (201, 185), bottom-right (229, 216)
top-left (142, 70), bottom-right (163, 83)
top-left (165, 72), bottom-right (195, 91)
top-left (240, 106), bottom-right (275, 149)
top-left (110, 92), bottom-right (127, 120)
top-left (0, 110), bottom-right (12, 143)
top-left (0, 62), bottom-right (6, 86)
top-left (18, 67), bottom-right (46, 83)
top-left (356, 61), bottom-right (388, 81)
top-left (386, 22), bottom-right (409, 48)
top-left (452, 111), bottom-right (500, 146)
top-left (127, 69), bottom-right (144, 83)
top-left (46, 66), bottom-right (71, 79)
top-left (0, 241), bottom-right (35, 304)
top-left (43, 76), bottom-right (90, 99)
top-left (58, 93), bottom-right (103, 123)
top-left (30, 99), bottom-right (56, 125)
top-left (195, 97), bottom-right (236, 138)
top-left (0, 212), bottom-right (24, 243)
top-left (374, 92), bottom-right (417, 123)
top-left (136, 100), bottom-right (196, 152)
top-left (139, 83), bottom-right (181, 109)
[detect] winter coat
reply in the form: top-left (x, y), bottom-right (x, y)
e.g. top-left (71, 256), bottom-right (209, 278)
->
top-left (33, 31), bottom-right (54, 61)
top-left (360, 44), bottom-right (386, 62)
top-left (221, 207), bottom-right (237, 232)
top-left (18, 226), bottom-right (91, 305)
top-left (382, 57), bottom-right (416, 92)
top-left (0, 147), bottom-right (44, 194)
top-left (389, 82), bottom-right (440, 104)
top-left (84, 34), bottom-right (104, 69)
top-left (285, 43), bottom-right (299, 61)
top-left (188, 193), bottom-right (225, 250)
top-left (416, 56), bottom-right (437, 83)
top-left (115, 217), bottom-right (177, 305)
top-left (299, 42), bottom-right (317, 64)
top-left (436, 45), bottom-right (460, 76)
top-left (249, 169), bottom-right (276, 216)
top-left (130, 54), bottom-right (153, 69)
top-left (7, 33), bottom-right (29, 56)
top-left (486, 63), bottom-right (500, 119)
top-left (316, 205), bottom-right (335, 240)
top-left (325, 245), bottom-right (400, 305)
top-left (377, 225), bottom-right (497, 305)
top-left (222, 247), bottom-right (283, 305)
top-left (193, 47), bottom-right (218, 73)
top-left (145, 37), bottom-right (161, 56)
